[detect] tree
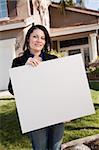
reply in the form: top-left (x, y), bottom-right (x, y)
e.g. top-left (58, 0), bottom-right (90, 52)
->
top-left (59, 0), bottom-right (75, 15)
top-left (65, 0), bottom-right (75, 7)
top-left (60, 0), bottom-right (84, 7)
top-left (59, 0), bottom-right (84, 14)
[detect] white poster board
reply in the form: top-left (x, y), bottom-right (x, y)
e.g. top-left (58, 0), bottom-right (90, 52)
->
top-left (9, 54), bottom-right (95, 133)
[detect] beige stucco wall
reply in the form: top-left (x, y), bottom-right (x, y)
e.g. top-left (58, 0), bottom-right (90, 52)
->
top-left (16, 0), bottom-right (31, 19)
top-left (0, 29), bottom-right (24, 57)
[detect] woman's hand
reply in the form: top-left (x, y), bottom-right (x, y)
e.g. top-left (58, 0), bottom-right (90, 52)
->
top-left (25, 56), bottom-right (42, 67)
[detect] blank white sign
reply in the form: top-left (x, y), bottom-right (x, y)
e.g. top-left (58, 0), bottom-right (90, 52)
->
top-left (9, 54), bottom-right (95, 133)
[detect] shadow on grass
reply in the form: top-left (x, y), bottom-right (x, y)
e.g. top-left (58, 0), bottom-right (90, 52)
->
top-left (64, 104), bottom-right (99, 132)
top-left (65, 126), bottom-right (99, 131)
top-left (94, 104), bottom-right (99, 110)
top-left (89, 82), bottom-right (99, 91)
top-left (0, 109), bottom-right (31, 148)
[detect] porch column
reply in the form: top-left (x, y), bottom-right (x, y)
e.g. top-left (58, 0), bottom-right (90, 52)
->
top-left (89, 33), bottom-right (98, 62)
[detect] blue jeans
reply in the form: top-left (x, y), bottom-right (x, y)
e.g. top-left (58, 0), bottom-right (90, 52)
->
top-left (29, 123), bottom-right (64, 150)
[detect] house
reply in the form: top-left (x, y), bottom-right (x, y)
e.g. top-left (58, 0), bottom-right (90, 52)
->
top-left (0, 0), bottom-right (99, 90)
top-left (49, 3), bottom-right (99, 64)
top-left (0, 0), bottom-right (38, 90)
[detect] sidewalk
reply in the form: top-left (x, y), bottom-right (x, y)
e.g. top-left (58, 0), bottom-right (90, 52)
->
top-left (0, 90), bottom-right (14, 99)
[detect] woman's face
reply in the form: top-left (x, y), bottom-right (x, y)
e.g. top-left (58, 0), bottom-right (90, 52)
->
top-left (29, 28), bottom-right (46, 54)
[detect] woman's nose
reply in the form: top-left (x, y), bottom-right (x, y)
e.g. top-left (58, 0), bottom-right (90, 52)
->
top-left (37, 37), bottom-right (42, 42)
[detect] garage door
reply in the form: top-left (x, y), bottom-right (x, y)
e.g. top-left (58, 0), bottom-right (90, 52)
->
top-left (0, 38), bottom-right (16, 91)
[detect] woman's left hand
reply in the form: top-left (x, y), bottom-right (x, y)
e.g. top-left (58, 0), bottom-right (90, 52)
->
top-left (25, 56), bottom-right (42, 67)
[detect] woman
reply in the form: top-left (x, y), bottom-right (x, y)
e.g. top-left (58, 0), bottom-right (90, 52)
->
top-left (8, 25), bottom-right (64, 150)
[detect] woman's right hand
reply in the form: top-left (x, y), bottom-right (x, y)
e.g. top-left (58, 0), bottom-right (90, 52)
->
top-left (25, 56), bottom-right (42, 67)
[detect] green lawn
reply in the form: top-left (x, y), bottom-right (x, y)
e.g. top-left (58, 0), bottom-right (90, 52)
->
top-left (0, 82), bottom-right (99, 150)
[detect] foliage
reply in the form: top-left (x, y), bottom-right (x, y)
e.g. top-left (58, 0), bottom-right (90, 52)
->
top-left (87, 56), bottom-right (99, 73)
top-left (0, 100), bottom-right (32, 150)
top-left (65, 0), bottom-right (75, 7)
top-left (49, 49), bottom-right (65, 57)
top-left (60, 0), bottom-right (83, 7)
top-left (59, 0), bottom-right (75, 15)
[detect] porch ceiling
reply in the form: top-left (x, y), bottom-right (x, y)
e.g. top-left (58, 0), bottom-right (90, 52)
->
top-left (50, 23), bottom-right (99, 37)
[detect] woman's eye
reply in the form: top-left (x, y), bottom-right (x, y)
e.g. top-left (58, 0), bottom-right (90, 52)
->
top-left (41, 37), bottom-right (45, 40)
top-left (33, 35), bottom-right (37, 38)
top-left (32, 35), bottom-right (45, 40)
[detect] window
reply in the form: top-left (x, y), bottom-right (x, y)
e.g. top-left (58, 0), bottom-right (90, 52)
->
top-left (60, 37), bottom-right (88, 48)
top-left (0, 0), bottom-right (8, 18)
top-left (68, 49), bottom-right (81, 55)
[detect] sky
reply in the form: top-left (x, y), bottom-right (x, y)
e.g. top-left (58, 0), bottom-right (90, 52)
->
top-left (52, 0), bottom-right (99, 11)
top-left (85, 0), bottom-right (99, 11)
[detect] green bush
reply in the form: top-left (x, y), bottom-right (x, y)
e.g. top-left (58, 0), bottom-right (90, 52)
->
top-left (49, 50), bottom-right (65, 58)
top-left (87, 66), bottom-right (99, 74)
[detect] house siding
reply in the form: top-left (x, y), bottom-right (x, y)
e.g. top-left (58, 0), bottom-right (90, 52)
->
top-left (49, 6), bottom-right (98, 28)
top-left (0, 29), bottom-right (25, 57)
top-left (16, 0), bottom-right (31, 19)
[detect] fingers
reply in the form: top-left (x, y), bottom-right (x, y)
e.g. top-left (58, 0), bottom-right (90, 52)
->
top-left (64, 120), bottom-right (71, 123)
top-left (25, 57), bottom-right (41, 67)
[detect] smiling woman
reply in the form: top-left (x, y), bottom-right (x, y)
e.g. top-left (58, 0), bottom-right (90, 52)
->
top-left (29, 29), bottom-right (46, 55)
top-left (8, 24), bottom-right (64, 150)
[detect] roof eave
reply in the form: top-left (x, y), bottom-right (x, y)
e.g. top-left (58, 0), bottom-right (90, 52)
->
top-left (0, 16), bottom-right (34, 31)
top-left (50, 23), bottom-right (99, 37)
top-left (50, 3), bottom-right (99, 17)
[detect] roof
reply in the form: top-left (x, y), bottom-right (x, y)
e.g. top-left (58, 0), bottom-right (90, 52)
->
top-left (0, 18), bottom-right (24, 26)
top-left (51, 3), bottom-right (99, 17)
top-left (0, 2), bottom-right (99, 32)
top-left (50, 3), bottom-right (99, 37)
top-left (0, 16), bottom-right (34, 31)
top-left (66, 6), bottom-right (99, 17)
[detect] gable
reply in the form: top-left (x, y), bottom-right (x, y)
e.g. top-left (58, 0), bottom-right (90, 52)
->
top-left (49, 6), bottom-right (98, 28)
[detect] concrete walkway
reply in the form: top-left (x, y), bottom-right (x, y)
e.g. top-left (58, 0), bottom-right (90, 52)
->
top-left (0, 90), bottom-right (14, 99)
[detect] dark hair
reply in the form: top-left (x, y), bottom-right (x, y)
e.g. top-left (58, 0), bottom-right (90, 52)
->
top-left (23, 25), bottom-right (51, 52)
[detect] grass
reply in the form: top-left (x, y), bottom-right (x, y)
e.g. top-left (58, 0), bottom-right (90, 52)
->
top-left (0, 82), bottom-right (99, 149)
top-left (63, 81), bottom-right (99, 143)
